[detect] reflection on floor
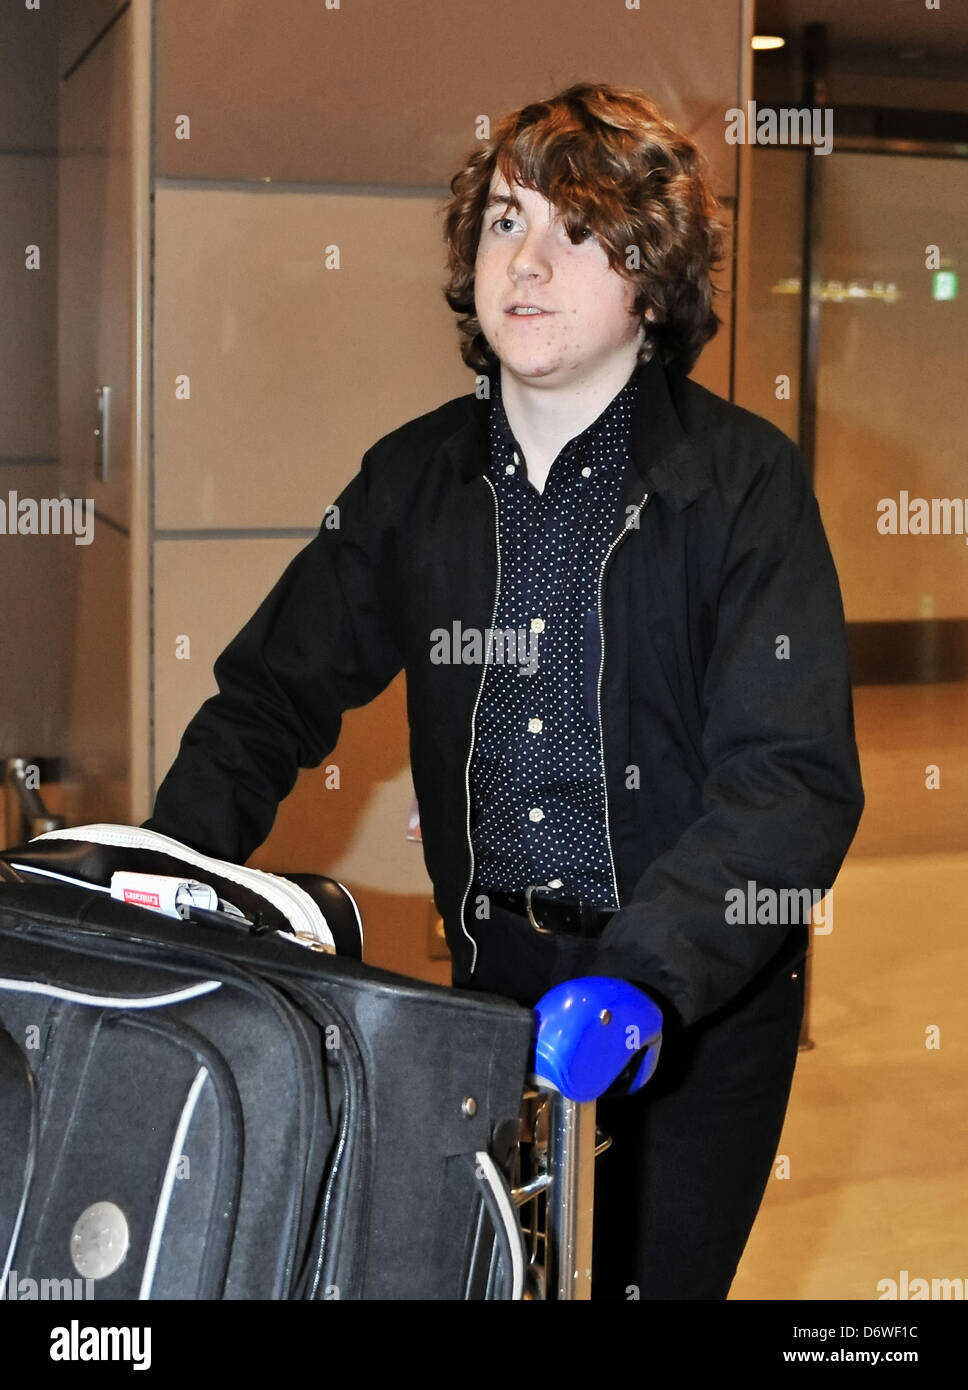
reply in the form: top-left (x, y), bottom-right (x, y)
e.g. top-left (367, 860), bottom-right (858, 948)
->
top-left (730, 681), bottom-right (968, 1300)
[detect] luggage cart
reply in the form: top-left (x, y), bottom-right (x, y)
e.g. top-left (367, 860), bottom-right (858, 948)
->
top-left (0, 822), bottom-right (661, 1300)
top-left (516, 976), bottom-right (662, 1299)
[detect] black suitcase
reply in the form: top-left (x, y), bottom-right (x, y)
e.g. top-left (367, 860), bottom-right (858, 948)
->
top-left (0, 865), bottom-right (533, 1300)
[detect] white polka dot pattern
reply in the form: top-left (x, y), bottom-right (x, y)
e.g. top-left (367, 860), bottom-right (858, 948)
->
top-left (469, 368), bottom-right (639, 904)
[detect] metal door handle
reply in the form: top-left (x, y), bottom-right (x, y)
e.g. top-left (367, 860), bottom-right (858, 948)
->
top-left (94, 384), bottom-right (111, 482)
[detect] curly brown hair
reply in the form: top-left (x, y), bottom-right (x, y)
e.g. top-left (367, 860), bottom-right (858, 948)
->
top-left (441, 82), bottom-right (727, 377)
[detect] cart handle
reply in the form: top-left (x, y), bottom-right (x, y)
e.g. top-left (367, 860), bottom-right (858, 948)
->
top-left (532, 976), bottom-right (662, 1103)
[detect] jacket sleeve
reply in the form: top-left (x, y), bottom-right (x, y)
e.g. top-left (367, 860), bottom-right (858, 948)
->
top-left (583, 437), bottom-right (865, 1026)
top-left (144, 459), bottom-right (404, 862)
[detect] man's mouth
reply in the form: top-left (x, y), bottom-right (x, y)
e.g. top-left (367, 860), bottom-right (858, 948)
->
top-left (507, 305), bottom-right (550, 316)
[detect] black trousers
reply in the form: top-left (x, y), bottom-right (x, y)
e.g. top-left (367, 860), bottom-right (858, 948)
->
top-left (459, 902), bottom-right (806, 1300)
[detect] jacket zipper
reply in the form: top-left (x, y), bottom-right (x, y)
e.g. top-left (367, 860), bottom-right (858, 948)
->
top-left (596, 490), bottom-right (651, 908)
top-left (459, 474), bottom-right (502, 973)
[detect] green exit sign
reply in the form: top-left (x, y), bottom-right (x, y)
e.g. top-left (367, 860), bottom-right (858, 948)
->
top-left (932, 270), bottom-right (959, 301)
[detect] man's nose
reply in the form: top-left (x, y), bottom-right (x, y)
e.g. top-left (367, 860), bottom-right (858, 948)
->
top-left (508, 226), bottom-right (553, 281)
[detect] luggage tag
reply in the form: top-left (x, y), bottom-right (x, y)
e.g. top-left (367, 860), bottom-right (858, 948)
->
top-left (110, 871), bottom-right (220, 920)
top-left (109, 869), bottom-right (318, 950)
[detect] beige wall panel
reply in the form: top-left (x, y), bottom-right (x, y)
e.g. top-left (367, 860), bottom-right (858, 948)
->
top-left (153, 187), bottom-right (473, 530)
top-left (60, 515), bottom-right (130, 827)
top-left (732, 148), bottom-right (802, 437)
top-left (690, 209), bottom-right (735, 402)
top-left (155, 0), bottom-right (743, 196)
top-left (58, 8), bottom-right (132, 530)
top-left (153, 535), bottom-right (439, 979)
top-left (153, 536), bottom-right (309, 787)
top-left (0, 1), bottom-right (56, 147)
top-left (156, 185), bottom-right (733, 532)
top-left (0, 157), bottom-right (58, 459)
top-left (249, 704), bottom-right (444, 983)
top-left (814, 154), bottom-right (968, 623)
top-left (57, 0), bottom-right (127, 77)
top-left (0, 463), bottom-right (70, 757)
top-left (153, 536), bottom-right (425, 895)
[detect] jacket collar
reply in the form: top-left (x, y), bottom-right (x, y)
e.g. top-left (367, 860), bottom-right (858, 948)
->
top-left (443, 353), bottom-right (712, 513)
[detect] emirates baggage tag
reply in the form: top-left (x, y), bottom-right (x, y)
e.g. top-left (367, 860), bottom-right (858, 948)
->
top-left (110, 870), bottom-right (219, 920)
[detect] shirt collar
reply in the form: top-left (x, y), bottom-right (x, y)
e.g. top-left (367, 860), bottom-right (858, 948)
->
top-left (445, 352), bottom-right (713, 513)
top-left (489, 368), bottom-right (638, 466)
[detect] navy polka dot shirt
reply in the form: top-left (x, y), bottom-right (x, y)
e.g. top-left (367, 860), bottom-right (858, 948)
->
top-left (469, 368), bottom-right (639, 906)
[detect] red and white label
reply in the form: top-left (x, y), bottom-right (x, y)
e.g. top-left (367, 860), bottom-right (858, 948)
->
top-left (122, 887), bottom-right (162, 908)
top-left (110, 870), bottom-right (208, 918)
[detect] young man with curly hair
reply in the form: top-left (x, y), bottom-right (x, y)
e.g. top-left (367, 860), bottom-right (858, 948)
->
top-left (147, 83), bottom-right (864, 1299)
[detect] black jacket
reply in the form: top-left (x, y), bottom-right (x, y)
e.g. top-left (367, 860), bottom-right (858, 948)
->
top-left (146, 353), bottom-right (864, 1025)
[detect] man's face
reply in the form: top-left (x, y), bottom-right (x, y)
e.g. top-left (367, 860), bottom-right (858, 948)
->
top-left (473, 172), bottom-right (645, 389)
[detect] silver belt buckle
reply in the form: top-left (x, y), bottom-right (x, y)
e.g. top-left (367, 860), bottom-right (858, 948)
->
top-left (525, 884), bottom-right (553, 934)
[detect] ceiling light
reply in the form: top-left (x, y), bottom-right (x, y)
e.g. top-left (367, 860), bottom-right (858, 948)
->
top-left (752, 35), bottom-right (786, 51)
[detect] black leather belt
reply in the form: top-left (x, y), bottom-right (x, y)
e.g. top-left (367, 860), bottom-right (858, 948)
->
top-left (486, 887), bottom-right (615, 939)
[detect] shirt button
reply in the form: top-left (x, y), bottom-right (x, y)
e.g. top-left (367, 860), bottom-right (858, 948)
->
top-left (547, 878), bottom-right (563, 889)
top-left (528, 807), bottom-right (545, 823)
top-left (581, 466), bottom-right (592, 478)
top-left (505, 463), bottom-right (515, 474)
top-left (527, 717), bottom-right (543, 733)
top-left (513, 451), bottom-right (521, 466)
top-left (530, 617), bottom-right (545, 633)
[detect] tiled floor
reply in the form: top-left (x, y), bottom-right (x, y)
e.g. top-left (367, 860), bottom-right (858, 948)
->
top-left (730, 681), bottom-right (968, 1300)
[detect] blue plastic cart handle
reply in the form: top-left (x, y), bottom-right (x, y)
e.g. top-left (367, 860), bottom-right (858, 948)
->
top-left (533, 977), bottom-right (663, 1103)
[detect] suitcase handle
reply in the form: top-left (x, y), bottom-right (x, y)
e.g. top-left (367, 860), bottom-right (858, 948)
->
top-left (2, 824), bottom-right (363, 959)
top-left (183, 903), bottom-right (276, 936)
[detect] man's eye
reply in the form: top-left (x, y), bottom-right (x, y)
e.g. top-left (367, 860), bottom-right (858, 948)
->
top-left (495, 217), bottom-right (517, 232)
